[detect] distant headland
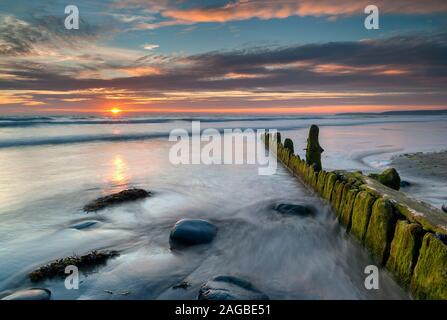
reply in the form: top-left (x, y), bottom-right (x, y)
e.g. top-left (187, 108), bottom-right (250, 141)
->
top-left (338, 109), bottom-right (447, 116)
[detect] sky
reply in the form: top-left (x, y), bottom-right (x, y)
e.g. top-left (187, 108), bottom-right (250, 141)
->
top-left (0, 0), bottom-right (447, 115)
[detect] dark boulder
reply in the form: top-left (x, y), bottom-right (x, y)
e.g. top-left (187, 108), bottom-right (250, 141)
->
top-left (198, 275), bottom-right (269, 300)
top-left (2, 288), bottom-right (51, 300)
top-left (170, 219), bottom-right (217, 248)
top-left (442, 204), bottom-right (447, 213)
top-left (84, 188), bottom-right (150, 212)
top-left (274, 203), bottom-right (314, 216)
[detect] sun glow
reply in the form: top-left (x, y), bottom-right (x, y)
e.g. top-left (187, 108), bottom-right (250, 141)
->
top-left (110, 107), bottom-right (122, 115)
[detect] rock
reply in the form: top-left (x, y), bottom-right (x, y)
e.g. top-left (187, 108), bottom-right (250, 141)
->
top-left (84, 188), bottom-right (150, 212)
top-left (305, 125), bottom-right (324, 172)
top-left (400, 180), bottom-right (411, 188)
top-left (71, 220), bottom-right (98, 230)
top-left (173, 281), bottom-right (190, 290)
top-left (170, 219), bottom-right (217, 247)
top-left (29, 250), bottom-right (119, 282)
top-left (283, 138), bottom-right (294, 155)
top-left (2, 288), bottom-right (51, 300)
top-left (274, 203), bottom-right (314, 216)
top-left (442, 204), bottom-right (447, 213)
top-left (198, 276), bottom-right (269, 300)
top-left (376, 168), bottom-right (401, 190)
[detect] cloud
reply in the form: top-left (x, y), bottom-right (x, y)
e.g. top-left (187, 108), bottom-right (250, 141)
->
top-left (131, 0), bottom-right (447, 29)
top-left (142, 44), bottom-right (160, 51)
top-left (0, 14), bottom-right (102, 56)
top-left (1, 31), bottom-right (446, 111)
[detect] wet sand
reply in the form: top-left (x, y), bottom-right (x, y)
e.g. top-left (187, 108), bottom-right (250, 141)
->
top-left (392, 151), bottom-right (447, 181)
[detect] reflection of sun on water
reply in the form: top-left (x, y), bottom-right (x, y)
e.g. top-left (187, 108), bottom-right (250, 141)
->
top-left (111, 155), bottom-right (130, 186)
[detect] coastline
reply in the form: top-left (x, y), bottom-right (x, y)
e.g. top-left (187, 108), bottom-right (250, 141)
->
top-left (392, 151), bottom-right (447, 181)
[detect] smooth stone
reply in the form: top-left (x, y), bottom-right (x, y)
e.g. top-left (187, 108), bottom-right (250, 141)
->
top-left (198, 275), bottom-right (269, 300)
top-left (2, 288), bottom-right (51, 300)
top-left (275, 203), bottom-right (314, 216)
top-left (71, 220), bottom-right (98, 230)
top-left (170, 219), bottom-right (217, 247)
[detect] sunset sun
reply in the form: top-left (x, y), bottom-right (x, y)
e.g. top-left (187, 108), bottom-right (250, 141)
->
top-left (110, 108), bottom-right (122, 115)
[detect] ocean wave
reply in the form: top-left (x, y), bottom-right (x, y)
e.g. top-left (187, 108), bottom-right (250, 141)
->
top-left (0, 116), bottom-right (324, 128)
top-left (0, 132), bottom-right (168, 149)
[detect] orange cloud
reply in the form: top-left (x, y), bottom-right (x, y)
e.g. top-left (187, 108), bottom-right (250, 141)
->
top-left (136, 0), bottom-right (447, 28)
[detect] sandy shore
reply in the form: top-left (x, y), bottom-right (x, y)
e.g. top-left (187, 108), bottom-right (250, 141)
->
top-left (392, 150), bottom-right (447, 181)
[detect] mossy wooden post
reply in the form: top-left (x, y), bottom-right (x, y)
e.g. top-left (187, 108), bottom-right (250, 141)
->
top-left (339, 187), bottom-right (358, 229)
top-left (305, 125), bottom-right (324, 172)
top-left (386, 221), bottom-right (423, 288)
top-left (276, 132), bottom-right (281, 144)
top-left (264, 133), bottom-right (270, 150)
top-left (284, 138), bottom-right (294, 155)
top-left (411, 233), bottom-right (447, 299)
top-left (364, 199), bottom-right (396, 265)
top-left (350, 191), bottom-right (376, 242)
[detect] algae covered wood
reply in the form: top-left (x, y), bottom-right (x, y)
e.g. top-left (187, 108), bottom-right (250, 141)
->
top-left (363, 177), bottom-right (447, 236)
top-left (338, 186), bottom-right (358, 226)
top-left (386, 221), bottom-right (423, 288)
top-left (364, 198), bottom-right (396, 265)
top-left (323, 173), bottom-right (337, 201)
top-left (410, 233), bottom-right (447, 300)
top-left (350, 191), bottom-right (376, 242)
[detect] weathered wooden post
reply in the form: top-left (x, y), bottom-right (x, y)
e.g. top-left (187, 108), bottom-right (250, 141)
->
top-left (305, 124), bottom-right (324, 171)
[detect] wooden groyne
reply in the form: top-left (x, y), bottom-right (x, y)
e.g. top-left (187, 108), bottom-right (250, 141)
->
top-left (264, 128), bottom-right (447, 300)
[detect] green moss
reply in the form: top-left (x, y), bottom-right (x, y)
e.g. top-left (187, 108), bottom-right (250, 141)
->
top-left (330, 180), bottom-right (344, 211)
top-left (411, 233), bottom-right (447, 299)
top-left (386, 220), bottom-right (423, 288)
top-left (350, 191), bottom-right (376, 242)
top-left (364, 199), bottom-right (396, 265)
top-left (338, 187), bottom-right (358, 228)
top-left (323, 173), bottom-right (337, 201)
top-left (316, 171), bottom-right (327, 194)
top-left (306, 165), bottom-right (315, 185)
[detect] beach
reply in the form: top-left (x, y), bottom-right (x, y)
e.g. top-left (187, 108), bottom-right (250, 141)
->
top-left (1, 114), bottom-right (446, 300)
